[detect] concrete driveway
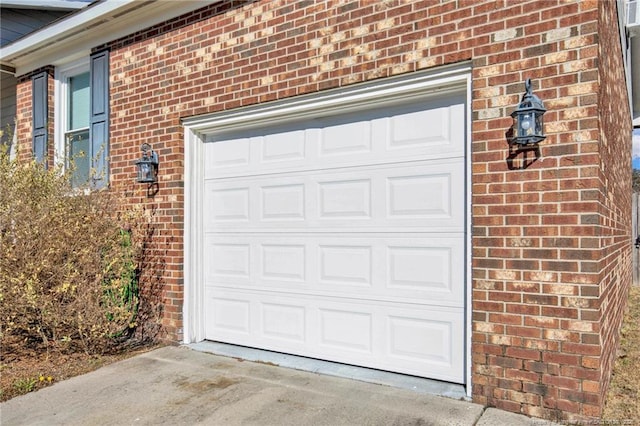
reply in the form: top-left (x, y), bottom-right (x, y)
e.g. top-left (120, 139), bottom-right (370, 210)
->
top-left (0, 346), bottom-right (556, 425)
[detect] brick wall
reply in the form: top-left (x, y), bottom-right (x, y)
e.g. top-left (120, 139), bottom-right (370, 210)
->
top-left (15, 77), bottom-right (31, 163)
top-left (13, 0), bottom-right (632, 421)
top-left (596, 0), bottom-right (633, 414)
top-left (471, 0), bottom-right (630, 421)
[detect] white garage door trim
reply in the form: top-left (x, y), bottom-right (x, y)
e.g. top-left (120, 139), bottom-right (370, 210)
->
top-left (183, 63), bottom-right (472, 395)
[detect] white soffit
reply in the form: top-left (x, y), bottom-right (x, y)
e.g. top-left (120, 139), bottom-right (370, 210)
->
top-left (0, 0), bottom-right (220, 75)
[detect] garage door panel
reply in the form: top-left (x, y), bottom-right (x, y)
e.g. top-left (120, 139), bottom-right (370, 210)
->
top-left (319, 308), bottom-right (373, 353)
top-left (262, 129), bottom-right (307, 162)
top-left (319, 119), bottom-right (372, 156)
top-left (207, 243), bottom-right (251, 283)
top-left (388, 103), bottom-right (460, 149)
top-left (261, 183), bottom-right (306, 221)
top-left (387, 174), bottom-right (451, 218)
top-left (204, 287), bottom-right (464, 382)
top-left (387, 311), bottom-right (462, 369)
top-left (208, 188), bottom-right (250, 222)
top-left (208, 297), bottom-right (251, 334)
top-left (261, 244), bottom-right (306, 282)
top-left (319, 178), bottom-right (372, 219)
top-left (205, 98), bottom-right (465, 180)
top-left (204, 159), bottom-right (464, 232)
top-left (204, 234), bottom-right (464, 306)
top-left (319, 245), bottom-right (372, 286)
top-left (205, 136), bottom-right (251, 169)
top-left (262, 302), bottom-right (306, 342)
top-left (202, 91), bottom-right (466, 384)
top-left (387, 246), bottom-right (453, 291)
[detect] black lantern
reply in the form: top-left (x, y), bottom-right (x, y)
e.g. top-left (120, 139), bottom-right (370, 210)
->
top-left (510, 78), bottom-right (546, 146)
top-left (135, 143), bottom-right (159, 184)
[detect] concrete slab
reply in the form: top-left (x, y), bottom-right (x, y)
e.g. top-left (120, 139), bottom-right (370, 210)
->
top-left (0, 346), bottom-right (553, 426)
top-left (476, 408), bottom-right (559, 426)
top-left (190, 341), bottom-right (468, 400)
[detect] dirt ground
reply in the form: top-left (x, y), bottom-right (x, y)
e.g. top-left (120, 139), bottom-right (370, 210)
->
top-left (2, 287), bottom-right (640, 420)
top-left (0, 336), bottom-right (158, 401)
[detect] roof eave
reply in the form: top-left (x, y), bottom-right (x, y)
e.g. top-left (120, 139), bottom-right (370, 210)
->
top-left (0, 0), bottom-right (91, 11)
top-left (0, 0), bottom-right (219, 75)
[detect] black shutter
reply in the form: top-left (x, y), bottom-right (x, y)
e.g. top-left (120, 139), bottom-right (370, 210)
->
top-left (32, 72), bottom-right (48, 166)
top-left (90, 50), bottom-right (109, 188)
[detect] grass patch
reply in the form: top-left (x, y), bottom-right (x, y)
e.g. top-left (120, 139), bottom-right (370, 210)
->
top-left (602, 285), bottom-right (640, 421)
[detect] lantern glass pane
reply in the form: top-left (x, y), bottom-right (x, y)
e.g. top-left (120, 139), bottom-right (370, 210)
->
top-left (142, 163), bottom-right (148, 181)
top-left (519, 113), bottom-right (534, 137)
top-left (139, 162), bottom-right (151, 182)
top-left (535, 113), bottom-right (543, 135)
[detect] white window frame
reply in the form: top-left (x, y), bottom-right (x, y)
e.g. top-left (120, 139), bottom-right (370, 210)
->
top-left (54, 57), bottom-right (90, 171)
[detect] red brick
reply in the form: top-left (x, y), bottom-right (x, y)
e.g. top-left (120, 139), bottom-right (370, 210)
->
top-left (505, 347), bottom-right (541, 361)
top-left (542, 375), bottom-right (581, 391)
top-left (543, 352), bottom-right (580, 366)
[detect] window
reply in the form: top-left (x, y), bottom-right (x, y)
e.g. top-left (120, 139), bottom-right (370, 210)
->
top-left (66, 70), bottom-right (91, 187)
top-left (53, 50), bottom-right (109, 188)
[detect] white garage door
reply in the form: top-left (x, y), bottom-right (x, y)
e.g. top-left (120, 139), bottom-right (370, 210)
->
top-left (202, 94), bottom-right (467, 383)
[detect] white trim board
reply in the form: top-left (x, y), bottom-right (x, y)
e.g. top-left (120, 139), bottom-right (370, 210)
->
top-left (464, 71), bottom-right (473, 398)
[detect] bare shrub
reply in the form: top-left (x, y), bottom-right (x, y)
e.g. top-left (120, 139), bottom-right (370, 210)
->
top-left (0, 148), bottom-right (159, 354)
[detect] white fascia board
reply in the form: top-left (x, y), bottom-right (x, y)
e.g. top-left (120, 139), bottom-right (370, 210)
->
top-left (1, 0), bottom-right (219, 75)
top-left (1, 0), bottom-right (134, 61)
top-left (632, 36), bottom-right (640, 124)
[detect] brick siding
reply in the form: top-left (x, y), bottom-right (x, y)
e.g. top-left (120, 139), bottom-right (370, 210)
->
top-left (596, 0), bottom-right (633, 417)
top-left (13, 0), bottom-right (632, 421)
top-left (15, 77), bottom-right (32, 163)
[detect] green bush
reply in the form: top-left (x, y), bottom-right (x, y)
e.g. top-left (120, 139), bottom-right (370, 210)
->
top-left (0, 149), bottom-right (150, 354)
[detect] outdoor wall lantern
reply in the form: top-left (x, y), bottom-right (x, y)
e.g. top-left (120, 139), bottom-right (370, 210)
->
top-left (510, 78), bottom-right (546, 146)
top-left (135, 143), bottom-right (159, 184)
